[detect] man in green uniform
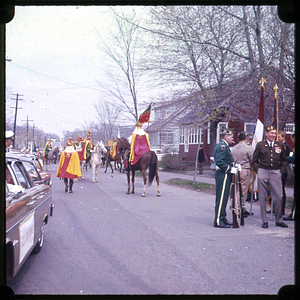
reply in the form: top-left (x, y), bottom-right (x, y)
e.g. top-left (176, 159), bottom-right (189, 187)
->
top-left (214, 128), bottom-right (238, 228)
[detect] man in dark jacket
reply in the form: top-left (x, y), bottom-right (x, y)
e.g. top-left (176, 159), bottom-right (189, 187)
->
top-left (198, 145), bottom-right (205, 174)
top-left (252, 125), bottom-right (288, 229)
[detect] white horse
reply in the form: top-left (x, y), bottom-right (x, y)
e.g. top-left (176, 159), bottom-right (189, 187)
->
top-left (91, 141), bottom-right (107, 183)
top-left (43, 148), bottom-right (59, 171)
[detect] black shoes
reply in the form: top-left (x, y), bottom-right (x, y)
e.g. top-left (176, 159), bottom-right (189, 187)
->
top-left (65, 184), bottom-right (68, 193)
top-left (276, 222), bottom-right (288, 228)
top-left (262, 222), bottom-right (288, 228)
top-left (214, 224), bottom-right (231, 228)
top-left (283, 214), bottom-right (294, 221)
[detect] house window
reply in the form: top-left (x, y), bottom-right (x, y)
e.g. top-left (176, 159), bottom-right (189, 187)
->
top-left (284, 123), bottom-right (295, 134)
top-left (244, 123), bottom-right (256, 135)
top-left (188, 126), bottom-right (200, 144)
top-left (217, 122), bottom-right (228, 144)
top-left (180, 127), bottom-right (185, 144)
top-left (161, 130), bottom-right (173, 145)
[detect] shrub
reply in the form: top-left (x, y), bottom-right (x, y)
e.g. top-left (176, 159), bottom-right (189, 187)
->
top-left (161, 154), bottom-right (184, 170)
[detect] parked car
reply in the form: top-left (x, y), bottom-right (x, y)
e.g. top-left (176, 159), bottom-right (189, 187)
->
top-left (6, 152), bottom-right (54, 279)
top-left (24, 153), bottom-right (52, 187)
top-left (151, 149), bottom-right (165, 161)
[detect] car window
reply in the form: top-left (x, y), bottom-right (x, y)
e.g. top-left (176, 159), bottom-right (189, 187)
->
top-left (9, 161), bottom-right (31, 189)
top-left (34, 159), bottom-right (43, 171)
top-left (23, 161), bottom-right (41, 182)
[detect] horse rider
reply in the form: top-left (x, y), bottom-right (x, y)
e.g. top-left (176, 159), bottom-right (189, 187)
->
top-left (84, 130), bottom-right (93, 165)
top-left (109, 140), bottom-right (118, 159)
top-left (75, 134), bottom-right (85, 161)
top-left (128, 122), bottom-right (151, 165)
top-left (5, 130), bottom-right (14, 151)
top-left (43, 139), bottom-right (52, 160)
top-left (68, 136), bottom-right (75, 147)
top-left (56, 141), bottom-right (82, 193)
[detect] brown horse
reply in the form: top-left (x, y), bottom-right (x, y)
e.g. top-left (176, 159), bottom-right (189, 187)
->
top-left (104, 151), bottom-right (123, 173)
top-left (117, 137), bottom-right (161, 197)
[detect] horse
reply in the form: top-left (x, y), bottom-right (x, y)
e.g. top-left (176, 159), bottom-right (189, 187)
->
top-left (104, 150), bottom-right (123, 173)
top-left (116, 137), bottom-right (161, 197)
top-left (90, 141), bottom-right (107, 183)
top-left (43, 147), bottom-right (59, 171)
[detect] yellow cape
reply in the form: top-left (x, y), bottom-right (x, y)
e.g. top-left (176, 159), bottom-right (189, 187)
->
top-left (43, 141), bottom-right (50, 157)
top-left (56, 151), bottom-right (82, 177)
top-left (129, 133), bottom-right (151, 163)
top-left (83, 139), bottom-right (91, 160)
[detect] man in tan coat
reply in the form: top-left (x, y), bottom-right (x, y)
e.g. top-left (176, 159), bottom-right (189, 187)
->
top-left (231, 131), bottom-right (254, 218)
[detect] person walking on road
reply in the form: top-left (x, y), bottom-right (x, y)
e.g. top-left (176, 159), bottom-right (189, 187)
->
top-left (198, 145), bottom-right (205, 174)
top-left (214, 128), bottom-right (238, 228)
top-left (56, 141), bottom-right (82, 193)
top-left (231, 131), bottom-right (254, 217)
top-left (252, 125), bottom-right (288, 229)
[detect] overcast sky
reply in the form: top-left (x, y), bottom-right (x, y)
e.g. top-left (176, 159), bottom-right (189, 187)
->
top-left (6, 6), bottom-right (154, 139)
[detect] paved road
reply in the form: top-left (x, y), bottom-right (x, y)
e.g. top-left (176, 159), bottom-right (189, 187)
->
top-left (7, 166), bottom-right (294, 295)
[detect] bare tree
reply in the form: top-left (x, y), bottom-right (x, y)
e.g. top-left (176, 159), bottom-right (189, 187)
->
top-left (95, 8), bottom-right (147, 123)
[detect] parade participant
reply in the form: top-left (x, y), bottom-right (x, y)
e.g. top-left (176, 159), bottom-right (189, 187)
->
top-left (283, 132), bottom-right (295, 221)
top-left (129, 122), bottom-right (151, 165)
top-left (83, 130), bottom-right (92, 165)
top-left (75, 134), bottom-right (85, 161)
top-left (231, 131), bottom-right (254, 217)
top-left (68, 137), bottom-right (75, 147)
top-left (252, 125), bottom-right (288, 228)
top-left (110, 140), bottom-right (118, 159)
top-left (56, 141), bottom-right (82, 193)
top-left (5, 130), bottom-right (14, 151)
top-left (214, 128), bottom-right (238, 228)
top-left (277, 131), bottom-right (291, 215)
top-left (198, 145), bottom-right (205, 174)
top-left (43, 139), bottom-right (52, 160)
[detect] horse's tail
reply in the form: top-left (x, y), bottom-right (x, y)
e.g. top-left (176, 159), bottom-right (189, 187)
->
top-left (148, 151), bottom-right (157, 186)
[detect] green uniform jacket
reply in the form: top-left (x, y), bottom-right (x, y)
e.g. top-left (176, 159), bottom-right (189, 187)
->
top-left (214, 140), bottom-right (234, 173)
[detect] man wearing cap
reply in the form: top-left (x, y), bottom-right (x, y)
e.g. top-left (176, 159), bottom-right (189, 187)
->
top-left (231, 131), bottom-right (254, 217)
top-left (5, 130), bottom-right (14, 151)
top-left (252, 125), bottom-right (288, 228)
top-left (56, 141), bottom-right (82, 193)
top-left (214, 128), bottom-right (238, 228)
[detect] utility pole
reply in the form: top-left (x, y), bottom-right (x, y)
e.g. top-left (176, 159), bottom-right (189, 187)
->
top-left (22, 116), bottom-right (34, 150)
top-left (11, 93), bottom-right (23, 148)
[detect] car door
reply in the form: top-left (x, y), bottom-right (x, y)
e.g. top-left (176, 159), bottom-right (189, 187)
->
top-left (6, 160), bottom-right (43, 271)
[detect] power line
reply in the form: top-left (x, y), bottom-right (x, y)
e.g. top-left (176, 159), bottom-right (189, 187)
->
top-left (9, 62), bottom-right (106, 92)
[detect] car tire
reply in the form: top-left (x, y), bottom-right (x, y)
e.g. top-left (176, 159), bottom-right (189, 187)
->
top-left (32, 224), bottom-right (44, 254)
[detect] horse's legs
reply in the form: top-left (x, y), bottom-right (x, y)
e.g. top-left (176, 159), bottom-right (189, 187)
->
top-left (92, 165), bottom-right (96, 182)
top-left (141, 169), bottom-right (147, 197)
top-left (110, 161), bottom-right (114, 173)
top-left (126, 171), bottom-right (131, 194)
top-left (156, 168), bottom-right (161, 197)
top-left (95, 165), bottom-right (99, 182)
top-left (131, 170), bottom-right (135, 194)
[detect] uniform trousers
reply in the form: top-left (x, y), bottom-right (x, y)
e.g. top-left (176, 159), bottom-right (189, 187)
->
top-left (239, 168), bottom-right (251, 212)
top-left (214, 170), bottom-right (232, 226)
top-left (257, 168), bottom-right (283, 223)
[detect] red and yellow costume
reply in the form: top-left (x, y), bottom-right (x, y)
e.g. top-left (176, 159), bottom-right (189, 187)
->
top-left (75, 134), bottom-right (85, 161)
top-left (129, 123), bottom-right (151, 165)
top-left (56, 143), bottom-right (82, 179)
top-left (43, 139), bottom-right (52, 159)
top-left (83, 130), bottom-right (92, 161)
top-left (110, 140), bottom-right (118, 159)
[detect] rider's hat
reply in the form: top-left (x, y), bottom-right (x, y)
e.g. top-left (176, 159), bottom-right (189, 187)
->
top-left (66, 141), bottom-right (73, 146)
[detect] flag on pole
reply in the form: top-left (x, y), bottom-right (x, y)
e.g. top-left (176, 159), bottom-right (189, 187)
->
top-left (249, 78), bottom-right (266, 197)
top-left (138, 103), bottom-right (152, 124)
top-left (272, 84), bottom-right (279, 141)
top-left (252, 77), bottom-right (266, 150)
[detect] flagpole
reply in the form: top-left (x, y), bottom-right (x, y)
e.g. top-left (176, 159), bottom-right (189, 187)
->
top-left (274, 84), bottom-right (279, 141)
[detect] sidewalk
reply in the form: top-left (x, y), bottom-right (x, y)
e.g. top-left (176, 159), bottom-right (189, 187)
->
top-left (158, 167), bottom-right (294, 198)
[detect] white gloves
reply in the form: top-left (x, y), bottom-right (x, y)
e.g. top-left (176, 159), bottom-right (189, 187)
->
top-left (230, 167), bottom-right (237, 174)
top-left (235, 163), bottom-right (242, 171)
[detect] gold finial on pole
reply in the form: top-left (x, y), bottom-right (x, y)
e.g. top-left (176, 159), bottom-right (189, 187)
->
top-left (259, 77), bottom-right (266, 89)
top-left (274, 83), bottom-right (278, 98)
